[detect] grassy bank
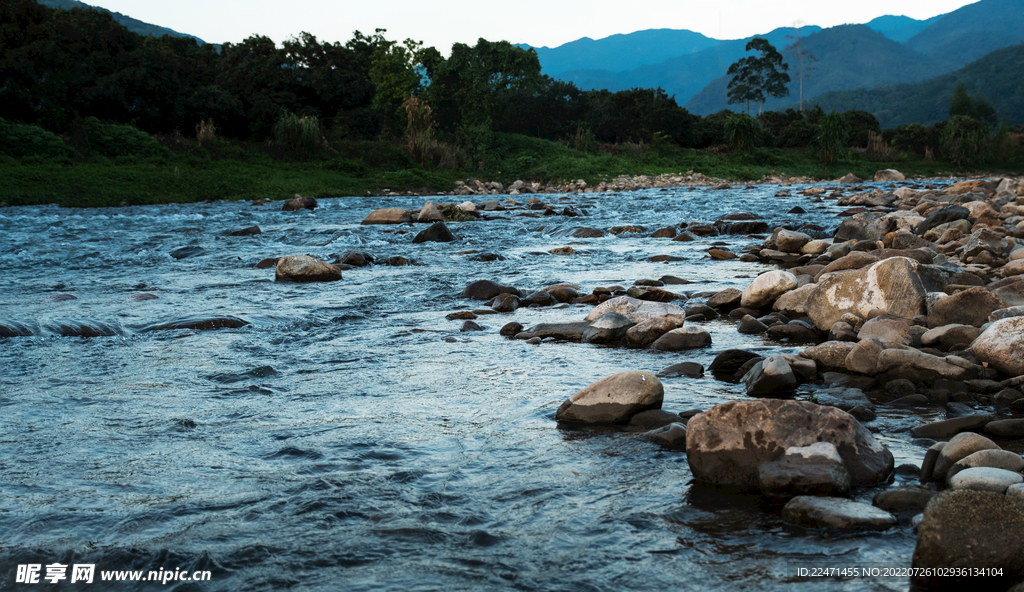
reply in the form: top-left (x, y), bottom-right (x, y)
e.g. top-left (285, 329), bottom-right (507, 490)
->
top-left (2, 130), bottom-right (1021, 208)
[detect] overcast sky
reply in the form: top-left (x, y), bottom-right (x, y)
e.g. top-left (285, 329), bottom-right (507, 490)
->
top-left (88, 0), bottom-right (976, 51)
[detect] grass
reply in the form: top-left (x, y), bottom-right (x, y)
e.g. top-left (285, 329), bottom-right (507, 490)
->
top-left (1, 130), bottom-right (1021, 208)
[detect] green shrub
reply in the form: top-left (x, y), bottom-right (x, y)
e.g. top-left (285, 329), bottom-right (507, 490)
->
top-left (724, 114), bottom-right (763, 152)
top-left (0, 119), bottom-right (75, 160)
top-left (273, 111), bottom-right (326, 156)
top-left (70, 117), bottom-right (169, 158)
top-left (942, 115), bottom-right (990, 166)
top-left (817, 111), bottom-right (850, 165)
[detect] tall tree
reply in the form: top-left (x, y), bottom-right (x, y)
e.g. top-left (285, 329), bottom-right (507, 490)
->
top-left (726, 37), bottom-right (790, 115)
top-left (786, 25), bottom-right (816, 112)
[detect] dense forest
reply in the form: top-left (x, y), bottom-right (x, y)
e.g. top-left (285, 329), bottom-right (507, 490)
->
top-left (0, 0), bottom-right (1021, 207)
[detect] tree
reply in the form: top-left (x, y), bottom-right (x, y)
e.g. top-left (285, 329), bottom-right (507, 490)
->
top-left (423, 38), bottom-right (543, 130)
top-left (786, 25), bottom-right (816, 112)
top-left (726, 38), bottom-right (790, 115)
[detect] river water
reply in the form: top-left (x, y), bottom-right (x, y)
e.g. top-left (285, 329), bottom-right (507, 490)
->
top-left (1, 185), bottom-right (947, 591)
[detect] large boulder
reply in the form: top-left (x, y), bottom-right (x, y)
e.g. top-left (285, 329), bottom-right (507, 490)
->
top-left (275, 255), bottom-right (342, 282)
top-left (874, 169), bottom-right (905, 182)
top-left (651, 327), bottom-right (712, 350)
top-left (362, 208), bottom-right (412, 225)
top-left (412, 222), bottom-right (456, 243)
top-left (584, 296), bottom-right (687, 324)
top-left (740, 270), bottom-right (798, 309)
top-left (742, 355), bottom-right (798, 396)
top-left (806, 257), bottom-right (927, 331)
top-left (625, 314), bottom-right (686, 347)
top-left (757, 442), bottom-right (852, 500)
top-left (971, 317), bottom-right (1024, 376)
top-left (582, 312), bottom-right (635, 344)
top-left (926, 287), bottom-right (1005, 328)
top-left (282, 194), bottom-right (317, 211)
top-left (685, 399), bottom-right (894, 488)
top-left (555, 371), bottom-right (664, 424)
top-left (462, 280), bottom-right (520, 300)
top-left (912, 490), bottom-right (1024, 591)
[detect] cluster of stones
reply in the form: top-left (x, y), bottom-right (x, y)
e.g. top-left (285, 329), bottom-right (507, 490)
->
top-left (446, 172), bottom-right (726, 197)
top-left (911, 432), bottom-right (1024, 590)
top-left (362, 197), bottom-right (588, 225)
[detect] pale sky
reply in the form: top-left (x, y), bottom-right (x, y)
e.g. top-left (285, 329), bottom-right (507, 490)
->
top-left (88, 0), bottom-right (977, 51)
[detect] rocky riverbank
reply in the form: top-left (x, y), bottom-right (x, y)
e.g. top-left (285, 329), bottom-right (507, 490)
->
top-left (423, 172), bottom-right (1024, 588)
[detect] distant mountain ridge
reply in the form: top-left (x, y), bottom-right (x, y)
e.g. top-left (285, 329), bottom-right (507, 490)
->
top-left (36, 0), bottom-right (207, 44)
top-left (554, 27), bottom-right (820, 107)
top-left (520, 0), bottom-right (1024, 120)
top-left (523, 29), bottom-right (720, 77)
top-left (684, 25), bottom-right (951, 115)
top-left (805, 43), bottom-right (1024, 127)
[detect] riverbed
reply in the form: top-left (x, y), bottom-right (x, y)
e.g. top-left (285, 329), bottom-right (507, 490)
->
top-left (1, 185), bottom-right (945, 591)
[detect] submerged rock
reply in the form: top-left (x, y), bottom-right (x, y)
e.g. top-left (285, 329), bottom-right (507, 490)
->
top-left (137, 315), bottom-right (250, 332)
top-left (782, 496), bottom-right (896, 530)
top-left (275, 255), bottom-right (342, 282)
top-left (555, 371), bottom-right (664, 424)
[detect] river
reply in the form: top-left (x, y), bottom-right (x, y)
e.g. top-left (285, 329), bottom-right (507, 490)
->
top-left (1, 184), bottom-right (945, 590)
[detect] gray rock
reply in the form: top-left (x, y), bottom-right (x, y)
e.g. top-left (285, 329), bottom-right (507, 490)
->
top-left (985, 419), bottom-right (1024, 439)
top-left (737, 314), bottom-right (769, 334)
top-left (742, 355), bottom-right (798, 396)
top-left (581, 312), bottom-right (635, 344)
top-left (275, 255), bottom-right (342, 282)
top-left (757, 442), bottom-right (852, 500)
top-left (946, 449), bottom-right (1024, 482)
top-left (844, 339), bottom-right (883, 375)
top-left (971, 317), bottom-right (1024, 377)
top-left (639, 422), bottom-right (687, 450)
top-left (625, 314), bottom-right (686, 347)
top-left (657, 362), bottom-right (704, 378)
top-left (685, 399), bottom-right (893, 488)
top-left (873, 486), bottom-right (936, 515)
top-left (1009, 484), bottom-right (1024, 500)
top-left (516, 321), bottom-right (590, 342)
top-left (651, 327), bottom-right (712, 350)
top-left (782, 496), bottom-right (897, 530)
top-left (740, 270), bottom-right (798, 309)
top-left (811, 387), bottom-right (873, 411)
top-left (948, 467), bottom-right (1023, 493)
top-left (585, 296), bottom-right (687, 324)
top-left (857, 316), bottom-right (912, 348)
top-left (806, 257), bottom-right (926, 332)
top-left (933, 432), bottom-right (1001, 482)
top-left (912, 490), bottom-right (1024, 591)
top-left (555, 371), bottom-right (664, 424)
top-left (912, 414), bottom-right (996, 439)
top-left (628, 409), bottom-right (684, 430)
top-left (801, 341), bottom-right (858, 370)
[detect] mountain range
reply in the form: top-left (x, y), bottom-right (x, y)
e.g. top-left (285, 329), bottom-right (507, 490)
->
top-left (522, 0), bottom-right (1024, 124)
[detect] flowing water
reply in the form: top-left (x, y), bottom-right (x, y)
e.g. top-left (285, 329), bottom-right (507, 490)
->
top-left (1, 185), bottom-right (947, 591)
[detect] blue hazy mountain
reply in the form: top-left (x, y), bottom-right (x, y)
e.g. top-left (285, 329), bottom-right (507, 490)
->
top-left (522, 29), bottom-right (720, 77)
top-left (36, 0), bottom-right (208, 44)
top-left (684, 25), bottom-right (950, 115)
top-left (864, 15), bottom-right (942, 43)
top-left (905, 0), bottom-right (1024, 68)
